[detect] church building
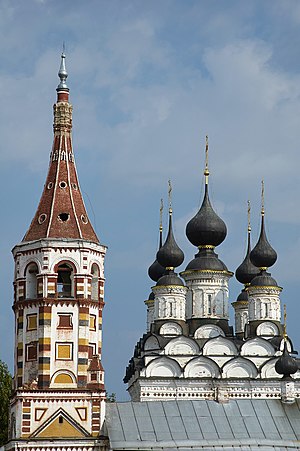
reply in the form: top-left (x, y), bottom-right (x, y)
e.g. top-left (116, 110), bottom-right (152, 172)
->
top-left (5, 53), bottom-right (300, 451)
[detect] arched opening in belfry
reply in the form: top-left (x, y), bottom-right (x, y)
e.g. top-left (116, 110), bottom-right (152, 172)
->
top-left (26, 263), bottom-right (38, 299)
top-left (91, 263), bottom-right (99, 301)
top-left (57, 263), bottom-right (73, 298)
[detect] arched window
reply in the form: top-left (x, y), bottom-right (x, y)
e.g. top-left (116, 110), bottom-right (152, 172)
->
top-left (57, 263), bottom-right (73, 298)
top-left (91, 264), bottom-right (99, 301)
top-left (26, 263), bottom-right (38, 299)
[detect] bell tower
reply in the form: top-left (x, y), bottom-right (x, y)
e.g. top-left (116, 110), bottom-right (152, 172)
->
top-left (6, 53), bottom-right (107, 451)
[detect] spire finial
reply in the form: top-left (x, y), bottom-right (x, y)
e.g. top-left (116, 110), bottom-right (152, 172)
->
top-left (159, 198), bottom-right (163, 232)
top-left (168, 180), bottom-right (172, 214)
top-left (57, 49), bottom-right (69, 92)
top-left (261, 179), bottom-right (265, 216)
top-left (247, 200), bottom-right (251, 233)
top-left (204, 135), bottom-right (210, 184)
top-left (283, 304), bottom-right (287, 339)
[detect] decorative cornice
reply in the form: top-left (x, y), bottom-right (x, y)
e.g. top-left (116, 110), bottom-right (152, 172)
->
top-left (182, 269), bottom-right (233, 277)
top-left (13, 298), bottom-right (105, 310)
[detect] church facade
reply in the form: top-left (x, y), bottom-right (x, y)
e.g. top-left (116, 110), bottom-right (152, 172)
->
top-left (4, 53), bottom-right (300, 450)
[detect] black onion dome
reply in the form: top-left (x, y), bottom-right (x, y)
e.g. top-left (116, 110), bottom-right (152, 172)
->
top-left (148, 224), bottom-right (166, 282)
top-left (250, 215), bottom-right (277, 269)
top-left (186, 185), bottom-right (227, 247)
top-left (147, 291), bottom-right (155, 301)
top-left (157, 212), bottom-right (184, 269)
top-left (148, 259), bottom-right (165, 282)
top-left (236, 289), bottom-right (248, 302)
top-left (275, 341), bottom-right (298, 377)
top-left (250, 270), bottom-right (278, 287)
top-left (185, 247), bottom-right (228, 271)
top-left (236, 231), bottom-right (259, 285)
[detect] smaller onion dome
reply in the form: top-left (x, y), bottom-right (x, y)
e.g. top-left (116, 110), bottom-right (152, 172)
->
top-left (236, 289), bottom-right (248, 302)
top-left (148, 218), bottom-right (166, 282)
top-left (148, 259), bottom-right (165, 282)
top-left (275, 340), bottom-right (298, 377)
top-left (250, 270), bottom-right (278, 287)
top-left (157, 210), bottom-right (184, 270)
top-left (250, 182), bottom-right (277, 269)
top-left (147, 291), bottom-right (155, 301)
top-left (186, 136), bottom-right (226, 248)
top-left (236, 202), bottom-right (260, 285)
top-left (250, 214), bottom-right (277, 269)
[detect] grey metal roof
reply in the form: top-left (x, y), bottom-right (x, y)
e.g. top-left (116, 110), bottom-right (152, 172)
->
top-left (105, 399), bottom-right (300, 450)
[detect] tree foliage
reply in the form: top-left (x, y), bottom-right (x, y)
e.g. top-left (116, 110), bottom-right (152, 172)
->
top-left (106, 392), bottom-right (116, 402)
top-left (0, 360), bottom-right (12, 446)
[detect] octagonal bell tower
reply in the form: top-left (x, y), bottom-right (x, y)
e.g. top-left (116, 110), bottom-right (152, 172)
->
top-left (6, 54), bottom-right (107, 451)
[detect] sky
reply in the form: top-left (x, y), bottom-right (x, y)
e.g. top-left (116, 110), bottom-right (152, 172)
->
top-left (1, 0), bottom-right (300, 399)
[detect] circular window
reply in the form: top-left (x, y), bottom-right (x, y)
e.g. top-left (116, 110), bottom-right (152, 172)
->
top-left (58, 213), bottom-right (70, 222)
top-left (38, 214), bottom-right (47, 224)
top-left (72, 183), bottom-right (78, 190)
top-left (81, 215), bottom-right (88, 224)
top-left (47, 182), bottom-right (53, 189)
top-left (59, 181), bottom-right (67, 189)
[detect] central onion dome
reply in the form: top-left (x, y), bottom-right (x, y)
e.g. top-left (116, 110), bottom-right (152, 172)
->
top-left (184, 137), bottom-right (230, 274)
top-left (156, 190), bottom-right (184, 286)
top-left (186, 184), bottom-right (227, 248)
top-left (236, 202), bottom-right (259, 286)
top-left (186, 137), bottom-right (227, 248)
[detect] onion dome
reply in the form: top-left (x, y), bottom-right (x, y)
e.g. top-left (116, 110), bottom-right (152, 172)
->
top-left (236, 289), bottom-right (248, 303)
top-left (250, 182), bottom-right (277, 269)
top-left (186, 184), bottom-right (227, 247)
top-left (147, 291), bottom-right (155, 301)
top-left (236, 201), bottom-right (260, 285)
top-left (275, 340), bottom-right (298, 377)
top-left (157, 210), bottom-right (184, 270)
top-left (186, 137), bottom-right (227, 248)
top-left (156, 183), bottom-right (184, 287)
top-left (148, 201), bottom-right (166, 282)
top-left (148, 259), bottom-right (165, 282)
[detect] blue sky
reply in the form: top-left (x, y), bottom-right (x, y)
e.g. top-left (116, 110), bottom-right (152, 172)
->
top-left (1, 0), bottom-right (300, 399)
